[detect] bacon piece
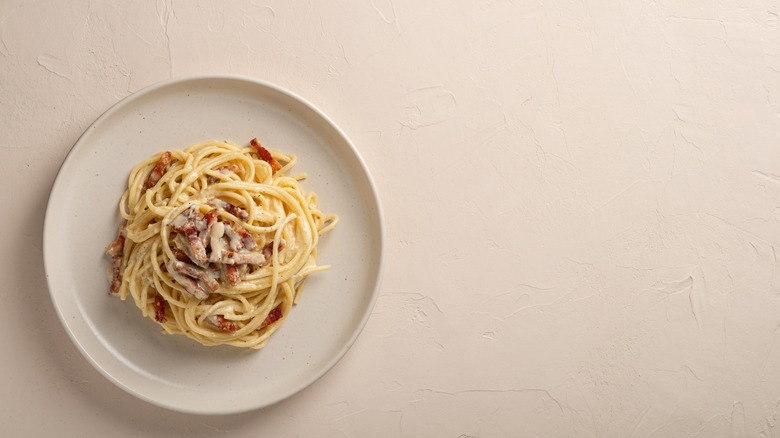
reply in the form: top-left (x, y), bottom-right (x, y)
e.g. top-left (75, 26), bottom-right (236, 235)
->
top-left (144, 151), bottom-right (173, 190)
top-left (171, 204), bottom-right (196, 228)
top-left (173, 234), bottom-right (208, 268)
top-left (250, 138), bottom-right (282, 173)
top-left (200, 209), bottom-right (218, 245)
top-left (203, 209), bottom-right (218, 227)
top-left (193, 209), bottom-right (218, 250)
top-left (107, 223), bottom-right (126, 257)
top-left (222, 223), bottom-right (244, 251)
top-left (168, 261), bottom-right (210, 300)
top-left (225, 265), bottom-right (240, 286)
top-left (218, 263), bottom-right (248, 285)
top-left (220, 163), bottom-right (241, 174)
top-left (228, 222), bottom-right (257, 250)
top-left (209, 198), bottom-right (249, 222)
top-left (170, 261), bottom-right (220, 292)
top-left (207, 315), bottom-right (238, 333)
top-left (215, 250), bottom-right (266, 266)
top-left (174, 249), bottom-right (190, 262)
top-left (206, 163), bottom-right (242, 184)
top-left (154, 294), bottom-right (167, 323)
top-left (107, 223), bottom-right (127, 293)
top-left (261, 239), bottom-right (285, 264)
top-left (109, 255), bottom-right (122, 294)
top-left (171, 207), bottom-right (208, 265)
top-left (258, 307), bottom-right (283, 330)
top-left (181, 222), bottom-right (207, 264)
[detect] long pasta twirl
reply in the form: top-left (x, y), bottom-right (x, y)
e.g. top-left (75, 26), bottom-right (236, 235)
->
top-left (105, 139), bottom-right (338, 349)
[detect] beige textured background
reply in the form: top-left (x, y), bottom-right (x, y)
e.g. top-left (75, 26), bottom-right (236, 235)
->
top-left (3, 0), bottom-right (780, 436)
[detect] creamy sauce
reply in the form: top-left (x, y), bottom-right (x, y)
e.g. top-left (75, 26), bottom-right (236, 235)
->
top-left (171, 205), bottom-right (193, 229)
top-left (209, 222), bottom-right (226, 261)
top-left (223, 224), bottom-right (243, 250)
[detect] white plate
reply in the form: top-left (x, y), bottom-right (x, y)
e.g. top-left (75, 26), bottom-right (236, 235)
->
top-left (43, 76), bottom-right (384, 414)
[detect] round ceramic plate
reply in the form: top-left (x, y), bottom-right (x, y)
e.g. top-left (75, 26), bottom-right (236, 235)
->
top-left (43, 76), bottom-right (384, 414)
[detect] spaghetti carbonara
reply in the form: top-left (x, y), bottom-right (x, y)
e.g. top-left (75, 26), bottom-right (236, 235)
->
top-left (105, 138), bottom-right (337, 349)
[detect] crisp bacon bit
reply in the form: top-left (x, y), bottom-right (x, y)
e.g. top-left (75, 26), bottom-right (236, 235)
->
top-left (259, 307), bottom-right (283, 330)
top-left (183, 222), bottom-right (207, 263)
top-left (214, 315), bottom-right (238, 333)
top-left (107, 223), bottom-right (127, 293)
top-left (170, 261), bottom-right (220, 292)
top-left (169, 266), bottom-right (210, 300)
top-left (174, 249), bottom-right (190, 262)
top-left (195, 210), bottom-right (217, 248)
top-left (106, 222), bottom-right (126, 257)
top-left (203, 209), bottom-right (218, 227)
top-left (225, 265), bottom-right (241, 286)
top-left (173, 234), bottom-right (208, 268)
top-left (144, 151), bottom-right (173, 190)
top-left (217, 250), bottom-right (266, 266)
top-left (220, 163), bottom-right (241, 174)
top-left (171, 206), bottom-right (208, 261)
top-left (222, 223), bottom-right (244, 251)
top-left (250, 138), bottom-right (282, 173)
top-left (154, 294), bottom-right (167, 323)
top-left (109, 255), bottom-right (122, 293)
top-left (226, 203), bottom-right (249, 222)
top-left (172, 216), bottom-right (208, 265)
top-left (261, 239), bottom-right (285, 266)
top-left (206, 164), bottom-right (242, 184)
top-left (230, 221), bottom-right (257, 250)
top-left (221, 222), bottom-right (258, 252)
top-left (209, 198), bottom-right (249, 222)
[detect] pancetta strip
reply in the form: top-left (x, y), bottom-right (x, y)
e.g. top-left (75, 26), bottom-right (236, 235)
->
top-left (173, 234), bottom-right (208, 268)
top-left (214, 250), bottom-right (266, 266)
top-left (154, 294), bottom-right (167, 323)
top-left (207, 315), bottom-right (238, 333)
top-left (250, 138), bottom-right (282, 173)
top-left (226, 221), bottom-right (257, 250)
top-left (225, 265), bottom-right (241, 286)
top-left (206, 163), bottom-right (242, 184)
top-left (258, 307), bottom-right (283, 330)
top-left (144, 151), bottom-right (173, 190)
top-left (107, 223), bottom-right (126, 293)
top-left (168, 261), bottom-right (210, 300)
top-left (209, 198), bottom-right (249, 222)
top-left (261, 239), bottom-right (285, 265)
top-left (170, 260), bottom-right (220, 293)
top-left (109, 255), bottom-right (122, 294)
top-left (171, 207), bottom-right (208, 264)
top-left (106, 223), bottom-right (126, 257)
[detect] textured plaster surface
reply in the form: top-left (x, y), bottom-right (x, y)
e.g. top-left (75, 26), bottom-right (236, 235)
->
top-left (2, 0), bottom-right (780, 436)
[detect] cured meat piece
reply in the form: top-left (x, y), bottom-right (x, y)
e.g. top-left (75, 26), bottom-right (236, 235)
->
top-left (209, 198), bottom-right (249, 222)
top-left (250, 138), bottom-right (282, 173)
top-left (144, 151), bottom-right (173, 190)
top-left (207, 315), bottom-right (238, 333)
top-left (171, 206), bottom-right (208, 265)
top-left (258, 307), bottom-right (283, 330)
top-left (170, 260), bottom-right (220, 292)
top-left (167, 261), bottom-right (210, 300)
top-left (215, 250), bottom-right (266, 266)
top-left (106, 223), bottom-right (127, 293)
top-left (154, 294), bottom-right (167, 323)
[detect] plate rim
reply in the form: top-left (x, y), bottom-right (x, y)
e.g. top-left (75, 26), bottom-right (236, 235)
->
top-left (42, 74), bottom-right (385, 414)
